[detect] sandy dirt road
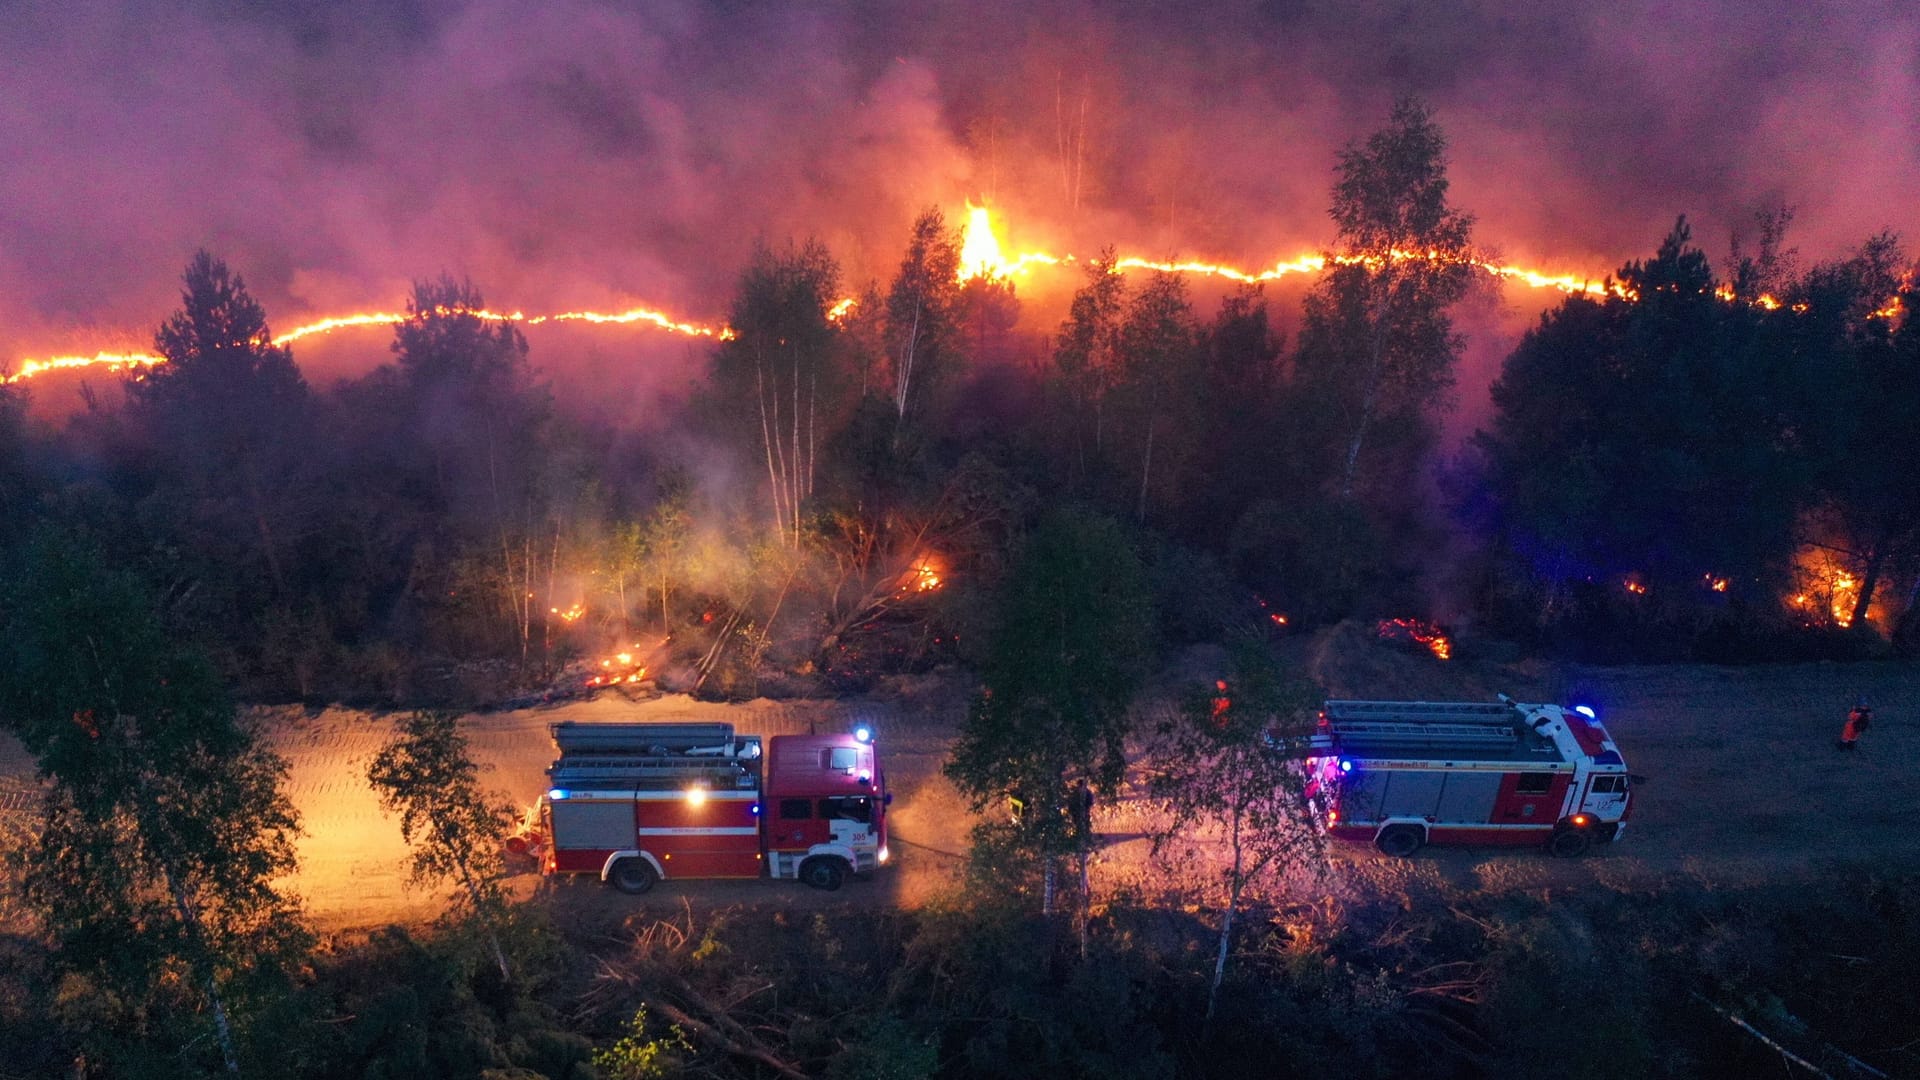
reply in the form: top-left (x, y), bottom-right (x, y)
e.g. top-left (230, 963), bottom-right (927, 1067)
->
top-left (2, 659), bottom-right (1917, 930)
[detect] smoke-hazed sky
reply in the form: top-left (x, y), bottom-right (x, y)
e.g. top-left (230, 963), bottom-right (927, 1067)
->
top-left (4, 0), bottom-right (1916, 413)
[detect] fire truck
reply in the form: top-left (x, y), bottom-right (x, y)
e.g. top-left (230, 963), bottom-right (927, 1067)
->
top-left (525, 721), bottom-right (888, 894)
top-left (1305, 697), bottom-right (1632, 857)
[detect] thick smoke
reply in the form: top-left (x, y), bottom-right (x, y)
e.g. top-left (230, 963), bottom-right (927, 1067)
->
top-left (4, 0), bottom-right (1916, 418)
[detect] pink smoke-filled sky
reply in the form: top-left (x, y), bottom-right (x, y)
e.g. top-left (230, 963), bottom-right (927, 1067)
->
top-left (4, 0), bottom-right (1915, 426)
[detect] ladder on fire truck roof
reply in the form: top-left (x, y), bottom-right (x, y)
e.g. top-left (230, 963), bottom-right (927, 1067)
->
top-left (551, 721), bottom-right (740, 756)
top-left (549, 755), bottom-right (758, 791)
top-left (1320, 699), bottom-right (1525, 748)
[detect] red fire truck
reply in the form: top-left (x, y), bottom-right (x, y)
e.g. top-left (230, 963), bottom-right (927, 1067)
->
top-left (1305, 697), bottom-right (1632, 857)
top-left (528, 721), bottom-right (888, 893)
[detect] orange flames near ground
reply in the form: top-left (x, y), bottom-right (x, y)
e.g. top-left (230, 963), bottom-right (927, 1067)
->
top-left (11, 206), bottom-right (1900, 384)
top-left (550, 603), bottom-right (585, 624)
top-left (586, 644), bottom-right (652, 687)
top-left (903, 558), bottom-right (943, 593)
top-left (1377, 617), bottom-right (1452, 661)
top-left (1789, 552), bottom-right (1864, 629)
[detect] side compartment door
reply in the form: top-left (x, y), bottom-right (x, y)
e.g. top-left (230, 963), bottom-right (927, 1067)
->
top-left (1492, 772), bottom-right (1567, 826)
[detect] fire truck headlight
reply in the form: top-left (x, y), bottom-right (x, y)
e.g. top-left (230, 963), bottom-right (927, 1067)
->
top-left (878, 845), bottom-right (890, 864)
top-left (854, 725), bottom-right (873, 744)
top-left (1574, 705), bottom-right (1597, 719)
top-left (547, 788), bottom-right (569, 800)
top-left (685, 787), bottom-right (708, 807)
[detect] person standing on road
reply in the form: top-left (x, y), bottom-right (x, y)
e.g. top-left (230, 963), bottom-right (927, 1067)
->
top-left (1837, 697), bottom-right (1872, 751)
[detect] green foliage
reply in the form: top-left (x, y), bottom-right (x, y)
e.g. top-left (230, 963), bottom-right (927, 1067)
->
top-left (709, 241), bottom-right (850, 546)
top-left (1472, 221), bottom-right (1920, 654)
top-left (1148, 635), bottom-right (1327, 1017)
top-left (367, 710), bottom-right (517, 977)
top-left (946, 507), bottom-right (1153, 859)
top-left (886, 207), bottom-right (964, 426)
top-left (1297, 97), bottom-right (1475, 505)
top-left (0, 533), bottom-right (310, 1074)
top-left (591, 1007), bottom-right (692, 1080)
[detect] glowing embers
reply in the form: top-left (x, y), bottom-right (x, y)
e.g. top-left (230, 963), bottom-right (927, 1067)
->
top-left (1788, 549), bottom-right (1865, 629)
top-left (550, 603), bottom-right (585, 624)
top-left (902, 556), bottom-right (943, 594)
top-left (1376, 617), bottom-right (1452, 661)
top-left (586, 644), bottom-right (652, 687)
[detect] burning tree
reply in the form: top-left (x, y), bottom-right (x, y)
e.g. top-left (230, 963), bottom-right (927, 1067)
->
top-left (1148, 635), bottom-right (1326, 1024)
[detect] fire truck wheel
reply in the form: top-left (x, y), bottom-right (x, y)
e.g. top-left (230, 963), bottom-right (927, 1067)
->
top-left (609, 857), bottom-right (658, 895)
top-left (800, 857), bottom-right (847, 891)
top-left (1374, 825), bottom-right (1425, 858)
top-left (503, 835), bottom-right (531, 857)
top-left (1549, 828), bottom-right (1592, 858)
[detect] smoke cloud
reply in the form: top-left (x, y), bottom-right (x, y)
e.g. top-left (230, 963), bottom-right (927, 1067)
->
top-left (4, 0), bottom-right (1915, 421)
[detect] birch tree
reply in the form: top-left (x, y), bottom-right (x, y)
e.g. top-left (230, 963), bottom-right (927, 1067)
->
top-left (1149, 635), bottom-right (1326, 1025)
top-left (886, 209), bottom-right (963, 430)
top-left (1296, 98), bottom-right (1475, 502)
top-left (711, 242), bottom-right (845, 548)
top-left (0, 536), bottom-right (309, 1076)
top-left (366, 710), bottom-right (516, 981)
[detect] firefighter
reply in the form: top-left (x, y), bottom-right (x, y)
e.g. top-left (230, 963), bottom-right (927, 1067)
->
top-left (1837, 697), bottom-right (1872, 751)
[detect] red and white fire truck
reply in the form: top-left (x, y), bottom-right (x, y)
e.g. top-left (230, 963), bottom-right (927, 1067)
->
top-left (1305, 697), bottom-right (1633, 857)
top-left (525, 721), bottom-right (888, 894)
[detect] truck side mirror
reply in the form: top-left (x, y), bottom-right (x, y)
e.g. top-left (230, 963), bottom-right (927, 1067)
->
top-left (883, 793), bottom-right (894, 806)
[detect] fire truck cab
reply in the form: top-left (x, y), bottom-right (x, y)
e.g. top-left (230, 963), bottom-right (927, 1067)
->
top-left (1306, 698), bottom-right (1632, 858)
top-left (533, 722), bottom-right (887, 894)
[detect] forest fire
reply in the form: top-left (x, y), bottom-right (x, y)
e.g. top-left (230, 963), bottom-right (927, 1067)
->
top-left (905, 558), bottom-right (943, 593)
top-left (10, 205), bottom-right (1893, 385)
top-left (549, 603), bottom-right (585, 624)
top-left (1788, 554), bottom-right (1865, 629)
top-left (585, 645), bottom-right (651, 687)
top-left (1377, 617), bottom-right (1452, 660)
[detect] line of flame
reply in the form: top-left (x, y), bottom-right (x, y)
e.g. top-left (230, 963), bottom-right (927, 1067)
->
top-left (7, 208), bottom-right (1895, 383)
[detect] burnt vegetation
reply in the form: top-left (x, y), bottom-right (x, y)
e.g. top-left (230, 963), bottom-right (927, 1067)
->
top-left (2, 100), bottom-right (1920, 1077)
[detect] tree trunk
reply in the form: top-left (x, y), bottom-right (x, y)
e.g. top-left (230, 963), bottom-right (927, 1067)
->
top-left (1851, 540), bottom-right (1887, 629)
top-left (1340, 270), bottom-right (1396, 502)
top-left (458, 859), bottom-right (510, 981)
top-left (1208, 878), bottom-right (1241, 1025)
top-left (162, 865), bottom-right (242, 1075)
top-left (1137, 414), bottom-right (1156, 523)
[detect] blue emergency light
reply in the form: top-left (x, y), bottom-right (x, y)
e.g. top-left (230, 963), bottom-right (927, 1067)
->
top-left (547, 788), bottom-right (569, 800)
top-left (1573, 705), bottom-right (1597, 719)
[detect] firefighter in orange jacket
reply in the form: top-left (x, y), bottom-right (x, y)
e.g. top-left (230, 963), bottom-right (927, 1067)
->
top-left (1837, 698), bottom-right (1872, 751)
